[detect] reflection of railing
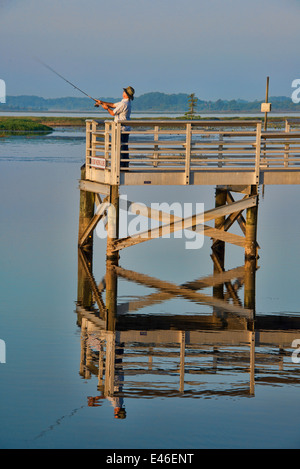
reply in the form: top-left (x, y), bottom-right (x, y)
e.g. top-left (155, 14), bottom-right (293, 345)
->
top-left (85, 119), bottom-right (300, 186)
top-left (77, 302), bottom-right (300, 403)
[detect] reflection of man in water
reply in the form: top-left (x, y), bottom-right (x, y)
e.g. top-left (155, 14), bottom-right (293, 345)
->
top-left (108, 340), bottom-right (126, 419)
top-left (88, 396), bottom-right (102, 407)
top-left (87, 396), bottom-right (126, 419)
top-left (86, 332), bottom-right (126, 418)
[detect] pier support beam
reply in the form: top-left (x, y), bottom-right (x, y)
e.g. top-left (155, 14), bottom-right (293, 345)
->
top-left (78, 165), bottom-right (95, 247)
top-left (106, 258), bottom-right (118, 331)
top-left (106, 184), bottom-right (120, 262)
top-left (245, 185), bottom-right (259, 260)
top-left (77, 165), bottom-right (95, 308)
top-left (212, 187), bottom-right (227, 299)
top-left (244, 258), bottom-right (257, 313)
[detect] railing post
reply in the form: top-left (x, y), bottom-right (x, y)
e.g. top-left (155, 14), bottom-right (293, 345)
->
top-left (218, 133), bottom-right (223, 167)
top-left (185, 123), bottom-right (191, 185)
top-left (110, 122), bottom-right (116, 185)
top-left (85, 120), bottom-right (92, 180)
top-left (104, 121), bottom-right (111, 163)
top-left (91, 120), bottom-right (97, 158)
top-left (153, 125), bottom-right (159, 167)
top-left (115, 123), bottom-right (121, 185)
top-left (284, 120), bottom-right (290, 168)
top-left (254, 122), bottom-right (261, 185)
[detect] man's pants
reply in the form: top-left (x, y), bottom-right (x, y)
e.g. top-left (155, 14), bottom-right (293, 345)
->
top-left (121, 133), bottom-right (129, 168)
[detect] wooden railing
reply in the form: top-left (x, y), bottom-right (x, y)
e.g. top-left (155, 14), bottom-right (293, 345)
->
top-left (85, 119), bottom-right (300, 186)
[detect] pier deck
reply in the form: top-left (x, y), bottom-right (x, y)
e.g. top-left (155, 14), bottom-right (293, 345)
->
top-left (76, 119), bottom-right (300, 402)
top-left (83, 119), bottom-right (300, 189)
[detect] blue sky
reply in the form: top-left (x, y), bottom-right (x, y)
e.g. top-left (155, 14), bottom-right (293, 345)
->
top-left (0, 0), bottom-right (299, 101)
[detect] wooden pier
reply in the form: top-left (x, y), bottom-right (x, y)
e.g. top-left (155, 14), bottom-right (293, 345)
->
top-left (79, 118), bottom-right (300, 267)
top-left (76, 118), bottom-right (300, 410)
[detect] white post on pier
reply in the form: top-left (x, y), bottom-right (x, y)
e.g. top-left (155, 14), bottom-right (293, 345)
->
top-left (254, 122), bottom-right (261, 185)
top-left (185, 123), bottom-right (191, 185)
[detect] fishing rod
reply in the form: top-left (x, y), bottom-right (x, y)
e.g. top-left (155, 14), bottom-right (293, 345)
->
top-left (36, 58), bottom-right (100, 104)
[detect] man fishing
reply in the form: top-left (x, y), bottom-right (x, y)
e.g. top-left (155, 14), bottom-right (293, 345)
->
top-left (37, 60), bottom-right (135, 168)
top-left (95, 86), bottom-right (135, 168)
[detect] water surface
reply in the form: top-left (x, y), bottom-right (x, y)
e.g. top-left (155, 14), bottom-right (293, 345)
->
top-left (0, 129), bottom-right (300, 449)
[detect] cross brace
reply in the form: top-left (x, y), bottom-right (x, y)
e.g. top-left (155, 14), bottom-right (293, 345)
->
top-left (113, 195), bottom-right (257, 251)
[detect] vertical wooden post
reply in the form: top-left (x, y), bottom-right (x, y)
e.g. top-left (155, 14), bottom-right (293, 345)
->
top-left (179, 331), bottom-right (185, 393)
top-left (104, 121), bottom-right (110, 161)
top-left (77, 248), bottom-right (94, 308)
top-left (245, 185), bottom-right (259, 260)
top-left (106, 258), bottom-right (118, 332)
top-left (78, 165), bottom-right (95, 243)
top-left (244, 254), bottom-right (257, 395)
top-left (218, 133), bottom-right (223, 168)
top-left (244, 257), bottom-right (257, 312)
top-left (255, 122), bottom-right (262, 184)
top-left (85, 121), bottom-right (92, 180)
top-left (249, 330), bottom-right (255, 396)
top-left (106, 184), bottom-right (120, 262)
top-left (264, 76), bottom-right (269, 132)
top-left (115, 123), bottom-right (121, 185)
top-left (104, 331), bottom-right (116, 397)
top-left (185, 123), bottom-right (191, 185)
top-left (91, 120), bottom-right (97, 160)
top-left (77, 165), bottom-right (95, 307)
top-left (212, 187), bottom-right (227, 299)
top-left (79, 317), bottom-right (88, 378)
top-left (284, 121), bottom-right (290, 168)
top-left (154, 125), bottom-right (159, 167)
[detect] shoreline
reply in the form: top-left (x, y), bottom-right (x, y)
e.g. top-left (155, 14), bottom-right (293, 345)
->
top-left (0, 114), bottom-right (300, 132)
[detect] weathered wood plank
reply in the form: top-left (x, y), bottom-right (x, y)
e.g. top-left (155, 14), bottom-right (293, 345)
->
top-left (114, 195), bottom-right (256, 251)
top-left (79, 179), bottom-right (111, 195)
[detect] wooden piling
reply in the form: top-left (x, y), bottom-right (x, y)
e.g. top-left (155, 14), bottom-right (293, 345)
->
top-left (245, 185), bottom-right (259, 260)
top-left (77, 165), bottom-right (95, 307)
top-left (212, 187), bottom-right (227, 299)
top-left (106, 184), bottom-right (120, 262)
top-left (77, 248), bottom-right (94, 308)
top-left (106, 259), bottom-right (118, 331)
top-left (244, 258), bottom-right (257, 313)
top-left (78, 165), bottom-right (95, 246)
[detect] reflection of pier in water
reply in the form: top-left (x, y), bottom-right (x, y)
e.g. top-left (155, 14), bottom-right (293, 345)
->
top-left (76, 119), bottom-right (300, 416)
top-left (76, 249), bottom-right (300, 415)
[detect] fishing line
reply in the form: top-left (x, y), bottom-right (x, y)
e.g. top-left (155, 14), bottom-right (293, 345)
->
top-left (35, 58), bottom-right (97, 102)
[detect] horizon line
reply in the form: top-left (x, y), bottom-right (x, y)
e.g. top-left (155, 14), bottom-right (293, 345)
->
top-left (2, 93), bottom-right (292, 102)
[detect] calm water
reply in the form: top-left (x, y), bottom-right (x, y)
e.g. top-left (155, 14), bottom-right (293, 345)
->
top-left (0, 128), bottom-right (300, 449)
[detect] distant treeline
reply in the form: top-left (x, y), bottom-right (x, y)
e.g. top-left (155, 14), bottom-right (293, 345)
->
top-left (1, 93), bottom-right (299, 112)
